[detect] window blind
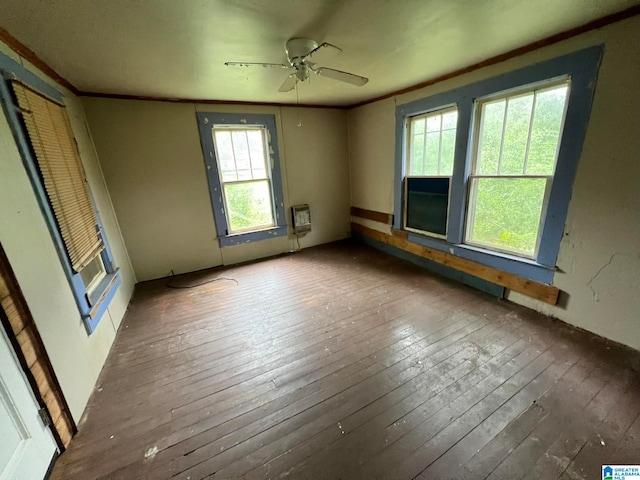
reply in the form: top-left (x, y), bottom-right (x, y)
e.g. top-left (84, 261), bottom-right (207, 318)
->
top-left (12, 81), bottom-right (104, 272)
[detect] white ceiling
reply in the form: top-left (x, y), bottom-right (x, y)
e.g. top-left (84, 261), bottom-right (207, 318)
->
top-left (0, 0), bottom-right (637, 106)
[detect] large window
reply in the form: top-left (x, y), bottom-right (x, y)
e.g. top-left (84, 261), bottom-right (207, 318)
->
top-left (466, 82), bottom-right (569, 257)
top-left (196, 113), bottom-right (287, 246)
top-left (394, 46), bottom-right (602, 283)
top-left (212, 126), bottom-right (275, 233)
top-left (0, 54), bottom-right (120, 334)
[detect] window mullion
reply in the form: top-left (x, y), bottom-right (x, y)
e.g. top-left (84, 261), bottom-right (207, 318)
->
top-left (421, 118), bottom-right (427, 175)
top-left (497, 99), bottom-right (509, 175)
top-left (245, 130), bottom-right (257, 180)
top-left (229, 131), bottom-right (240, 179)
top-left (447, 101), bottom-right (472, 244)
top-left (522, 91), bottom-right (538, 175)
top-left (437, 114), bottom-right (443, 175)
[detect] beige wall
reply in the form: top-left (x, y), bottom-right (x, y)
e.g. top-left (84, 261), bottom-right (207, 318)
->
top-left (348, 16), bottom-right (640, 351)
top-left (0, 43), bottom-right (136, 421)
top-left (82, 99), bottom-right (351, 281)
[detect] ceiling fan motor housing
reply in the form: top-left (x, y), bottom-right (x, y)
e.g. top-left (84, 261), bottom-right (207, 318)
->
top-left (286, 38), bottom-right (318, 66)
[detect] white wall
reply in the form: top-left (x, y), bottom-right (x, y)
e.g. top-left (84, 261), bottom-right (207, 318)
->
top-left (347, 16), bottom-right (640, 351)
top-left (0, 41), bottom-right (136, 421)
top-left (82, 99), bottom-right (351, 281)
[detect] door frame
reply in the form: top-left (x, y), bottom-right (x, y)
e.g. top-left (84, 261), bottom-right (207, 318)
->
top-left (0, 243), bottom-right (76, 453)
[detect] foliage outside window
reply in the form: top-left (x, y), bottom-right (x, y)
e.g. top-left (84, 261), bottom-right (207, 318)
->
top-left (407, 108), bottom-right (458, 177)
top-left (197, 112), bottom-right (287, 247)
top-left (212, 126), bottom-right (276, 234)
top-left (394, 46), bottom-right (602, 283)
top-left (466, 82), bottom-right (569, 257)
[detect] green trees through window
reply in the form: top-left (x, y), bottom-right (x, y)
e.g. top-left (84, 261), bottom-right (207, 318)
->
top-left (466, 83), bottom-right (569, 257)
top-left (212, 127), bottom-right (276, 234)
top-left (408, 109), bottom-right (458, 177)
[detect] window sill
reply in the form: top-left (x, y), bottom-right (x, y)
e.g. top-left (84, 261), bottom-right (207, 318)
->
top-left (219, 225), bottom-right (288, 247)
top-left (82, 271), bottom-right (121, 334)
top-left (401, 230), bottom-right (556, 284)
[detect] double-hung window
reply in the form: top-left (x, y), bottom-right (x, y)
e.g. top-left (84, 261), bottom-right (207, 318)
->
top-left (0, 52), bottom-right (120, 334)
top-left (405, 108), bottom-right (457, 237)
top-left (212, 126), bottom-right (276, 233)
top-left (466, 82), bottom-right (569, 258)
top-left (196, 112), bottom-right (287, 246)
top-left (394, 46), bottom-right (602, 284)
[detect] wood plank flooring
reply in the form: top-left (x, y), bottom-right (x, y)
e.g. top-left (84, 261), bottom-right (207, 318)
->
top-left (50, 240), bottom-right (640, 480)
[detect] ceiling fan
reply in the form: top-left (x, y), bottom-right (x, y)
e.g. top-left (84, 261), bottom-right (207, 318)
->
top-left (225, 38), bottom-right (369, 92)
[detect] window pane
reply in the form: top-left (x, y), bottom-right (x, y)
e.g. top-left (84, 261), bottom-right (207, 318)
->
top-left (440, 128), bottom-right (456, 175)
top-left (247, 130), bottom-right (268, 179)
top-left (231, 131), bottom-right (252, 180)
top-left (467, 177), bottom-right (547, 256)
top-left (426, 114), bottom-right (441, 133)
top-left (410, 133), bottom-right (425, 175)
top-left (225, 180), bottom-right (275, 233)
top-left (442, 111), bottom-right (457, 130)
top-left (213, 130), bottom-right (237, 182)
top-left (425, 131), bottom-right (439, 174)
top-left (477, 100), bottom-right (505, 175)
top-left (408, 109), bottom-right (456, 177)
top-left (412, 117), bottom-right (425, 135)
top-left (80, 254), bottom-right (106, 293)
top-left (501, 93), bottom-right (533, 174)
top-left (527, 85), bottom-right (568, 175)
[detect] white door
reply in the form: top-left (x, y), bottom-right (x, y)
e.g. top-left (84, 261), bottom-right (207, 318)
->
top-left (0, 326), bottom-right (57, 480)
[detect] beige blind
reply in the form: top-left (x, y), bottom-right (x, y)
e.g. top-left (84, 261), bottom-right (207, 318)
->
top-left (12, 81), bottom-right (103, 272)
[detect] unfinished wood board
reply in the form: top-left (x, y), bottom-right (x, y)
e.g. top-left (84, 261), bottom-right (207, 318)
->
top-left (350, 206), bottom-right (394, 225)
top-left (352, 222), bottom-right (560, 305)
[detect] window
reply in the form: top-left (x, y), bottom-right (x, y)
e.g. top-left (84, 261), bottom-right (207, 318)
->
top-left (0, 57), bottom-right (120, 334)
top-left (394, 46), bottom-right (603, 283)
top-left (407, 108), bottom-right (458, 177)
top-left (466, 82), bottom-right (569, 257)
top-left (405, 108), bottom-right (457, 237)
top-left (196, 113), bottom-right (287, 247)
top-left (212, 126), bottom-right (275, 233)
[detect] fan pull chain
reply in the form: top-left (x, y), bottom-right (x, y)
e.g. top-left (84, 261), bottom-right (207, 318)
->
top-left (296, 81), bottom-right (302, 127)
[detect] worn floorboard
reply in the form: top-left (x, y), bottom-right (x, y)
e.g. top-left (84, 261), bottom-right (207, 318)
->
top-left (50, 240), bottom-right (640, 480)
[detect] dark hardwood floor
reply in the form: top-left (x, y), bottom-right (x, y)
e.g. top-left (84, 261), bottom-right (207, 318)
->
top-left (51, 240), bottom-right (640, 480)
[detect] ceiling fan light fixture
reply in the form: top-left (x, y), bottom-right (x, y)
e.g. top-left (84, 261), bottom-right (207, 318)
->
top-left (295, 64), bottom-right (310, 82)
top-left (285, 38), bottom-right (319, 64)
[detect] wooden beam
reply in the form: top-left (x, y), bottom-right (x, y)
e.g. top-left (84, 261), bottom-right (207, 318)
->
top-left (350, 206), bottom-right (393, 225)
top-left (351, 222), bottom-right (560, 305)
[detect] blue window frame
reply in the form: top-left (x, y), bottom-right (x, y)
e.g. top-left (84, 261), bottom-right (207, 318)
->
top-left (0, 51), bottom-right (120, 334)
top-left (394, 46), bottom-right (603, 284)
top-left (196, 112), bottom-right (287, 247)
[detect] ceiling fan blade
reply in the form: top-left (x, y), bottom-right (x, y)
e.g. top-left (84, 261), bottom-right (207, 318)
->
top-left (225, 62), bottom-right (289, 68)
top-left (315, 67), bottom-right (368, 86)
top-left (278, 74), bottom-right (297, 93)
top-left (306, 42), bottom-right (342, 59)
